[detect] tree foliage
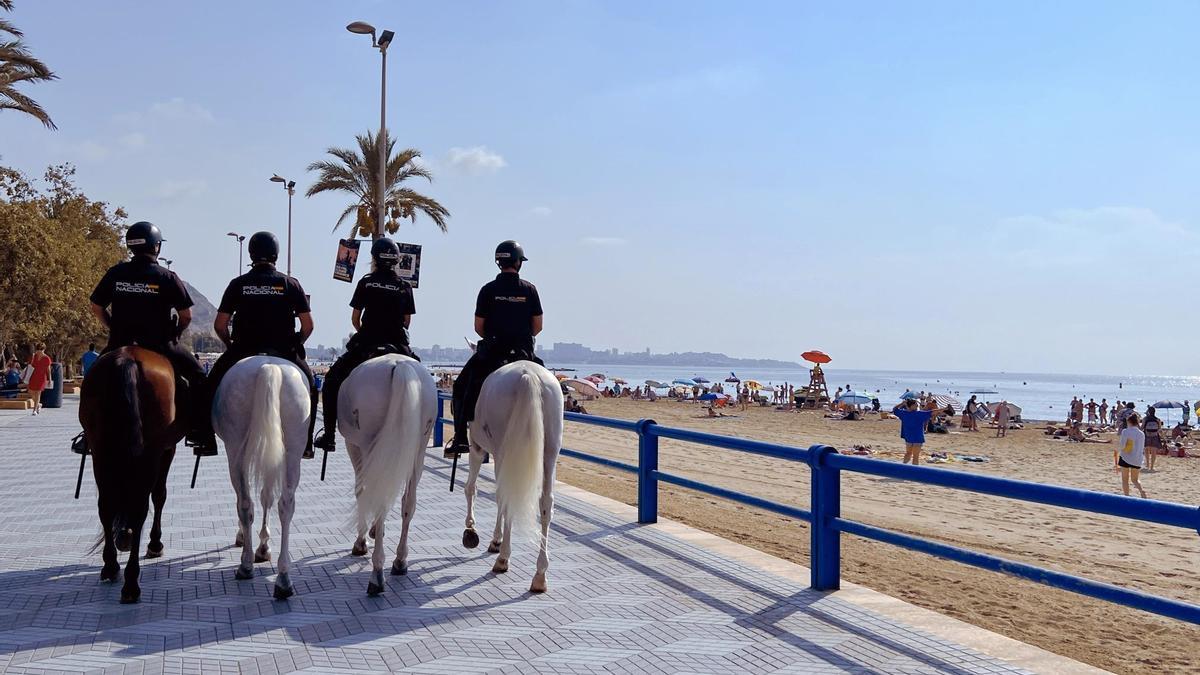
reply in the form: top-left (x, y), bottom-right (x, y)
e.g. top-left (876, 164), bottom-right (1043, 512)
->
top-left (0, 0), bottom-right (57, 129)
top-left (0, 163), bottom-right (125, 362)
top-left (305, 130), bottom-right (449, 239)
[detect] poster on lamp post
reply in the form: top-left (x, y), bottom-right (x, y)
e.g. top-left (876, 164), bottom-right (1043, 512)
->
top-left (395, 242), bottom-right (422, 288)
top-left (332, 239), bottom-right (360, 282)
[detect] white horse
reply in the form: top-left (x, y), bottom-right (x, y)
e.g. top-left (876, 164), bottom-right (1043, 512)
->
top-left (338, 354), bottom-right (436, 596)
top-left (462, 361), bottom-right (563, 593)
top-left (213, 355), bottom-right (310, 600)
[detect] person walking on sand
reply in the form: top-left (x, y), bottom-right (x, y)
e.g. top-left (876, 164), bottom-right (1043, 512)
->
top-left (1086, 398), bottom-right (1097, 424)
top-left (1099, 399), bottom-right (1109, 426)
top-left (964, 395), bottom-right (980, 432)
top-left (1183, 401), bottom-right (1191, 427)
top-left (892, 398), bottom-right (933, 465)
top-left (1142, 407), bottom-right (1163, 471)
top-left (995, 400), bottom-right (1011, 437)
top-left (26, 343), bottom-right (51, 415)
top-left (1116, 412), bottom-right (1147, 498)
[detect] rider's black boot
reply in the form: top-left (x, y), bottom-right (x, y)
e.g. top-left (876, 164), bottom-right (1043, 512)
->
top-left (444, 422), bottom-right (471, 458)
top-left (71, 431), bottom-right (88, 455)
top-left (187, 430), bottom-right (218, 457)
top-left (314, 426), bottom-right (337, 451)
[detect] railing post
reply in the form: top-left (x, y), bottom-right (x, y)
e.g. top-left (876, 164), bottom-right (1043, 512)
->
top-left (808, 444), bottom-right (841, 590)
top-left (434, 395), bottom-right (445, 448)
top-left (636, 419), bottom-right (658, 524)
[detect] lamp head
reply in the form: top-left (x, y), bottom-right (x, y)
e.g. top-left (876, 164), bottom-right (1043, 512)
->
top-left (270, 174), bottom-right (285, 183)
top-left (346, 21), bottom-right (376, 35)
top-left (286, 180), bottom-right (296, 190)
top-left (226, 231), bottom-right (239, 237)
top-left (378, 30), bottom-right (395, 48)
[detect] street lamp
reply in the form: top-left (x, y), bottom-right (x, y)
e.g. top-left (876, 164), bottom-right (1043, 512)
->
top-left (270, 174), bottom-right (297, 275)
top-left (347, 20), bottom-right (394, 239)
top-left (161, 258), bottom-right (174, 270)
top-left (226, 232), bottom-right (245, 273)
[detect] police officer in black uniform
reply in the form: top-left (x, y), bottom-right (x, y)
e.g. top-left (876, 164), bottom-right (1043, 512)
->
top-left (202, 232), bottom-right (319, 456)
top-left (446, 240), bottom-right (544, 456)
top-left (83, 221), bottom-right (216, 454)
top-left (313, 238), bottom-right (419, 450)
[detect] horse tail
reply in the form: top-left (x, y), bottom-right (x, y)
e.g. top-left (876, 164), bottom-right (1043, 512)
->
top-left (494, 370), bottom-right (545, 538)
top-left (354, 362), bottom-right (423, 533)
top-left (116, 353), bottom-right (144, 458)
top-left (244, 364), bottom-right (285, 506)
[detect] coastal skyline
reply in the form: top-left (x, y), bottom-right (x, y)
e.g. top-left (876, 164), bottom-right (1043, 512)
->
top-left (2, 2), bottom-right (1198, 375)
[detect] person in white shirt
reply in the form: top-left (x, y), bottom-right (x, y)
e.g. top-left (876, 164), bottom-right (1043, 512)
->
top-left (1115, 412), bottom-right (1147, 498)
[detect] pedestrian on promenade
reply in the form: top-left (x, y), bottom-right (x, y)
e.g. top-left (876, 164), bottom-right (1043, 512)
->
top-left (1116, 412), bottom-right (1147, 498)
top-left (26, 343), bottom-right (51, 415)
top-left (892, 398), bottom-right (933, 465)
top-left (80, 343), bottom-right (99, 377)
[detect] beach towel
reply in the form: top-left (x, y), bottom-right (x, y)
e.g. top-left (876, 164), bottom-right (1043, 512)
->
top-left (954, 454), bottom-right (990, 462)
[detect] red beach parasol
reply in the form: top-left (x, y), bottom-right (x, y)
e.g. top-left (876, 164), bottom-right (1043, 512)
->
top-left (802, 350), bottom-right (831, 364)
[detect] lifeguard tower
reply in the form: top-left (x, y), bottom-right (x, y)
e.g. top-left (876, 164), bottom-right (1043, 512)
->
top-left (800, 350), bottom-right (832, 408)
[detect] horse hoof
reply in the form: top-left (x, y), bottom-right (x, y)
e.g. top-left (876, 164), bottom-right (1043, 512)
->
top-left (120, 588), bottom-right (140, 604)
top-left (234, 566), bottom-right (254, 581)
top-left (115, 529), bottom-right (133, 553)
top-left (367, 581), bottom-right (384, 597)
top-left (368, 525), bottom-right (377, 539)
top-left (145, 543), bottom-right (164, 559)
top-left (462, 529), bottom-right (479, 549)
top-left (100, 565), bottom-right (119, 582)
top-left (530, 573), bottom-right (547, 594)
top-left (273, 584), bottom-right (294, 600)
top-left (254, 549), bottom-right (271, 563)
top-left (391, 560), bottom-right (408, 576)
top-left (350, 541), bottom-right (368, 557)
top-left (492, 559), bottom-right (509, 574)
top-left (487, 541), bottom-right (501, 554)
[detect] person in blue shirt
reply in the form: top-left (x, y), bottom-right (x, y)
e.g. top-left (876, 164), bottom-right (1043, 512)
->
top-left (80, 343), bottom-right (100, 376)
top-left (892, 398), bottom-right (934, 465)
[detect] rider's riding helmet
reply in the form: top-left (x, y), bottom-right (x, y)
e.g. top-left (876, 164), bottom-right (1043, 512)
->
top-left (248, 231), bottom-right (280, 264)
top-left (494, 240), bottom-right (528, 269)
top-left (126, 221), bottom-right (163, 256)
top-left (371, 237), bottom-right (400, 268)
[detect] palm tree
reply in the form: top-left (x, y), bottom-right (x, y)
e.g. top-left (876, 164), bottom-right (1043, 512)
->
top-left (306, 130), bottom-right (449, 239)
top-left (0, 0), bottom-right (57, 129)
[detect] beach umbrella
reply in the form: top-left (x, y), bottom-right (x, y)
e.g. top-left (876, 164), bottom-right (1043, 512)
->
top-left (745, 380), bottom-right (763, 390)
top-left (589, 373), bottom-right (605, 380)
top-left (1152, 400), bottom-right (1185, 409)
top-left (985, 402), bottom-right (1021, 418)
top-left (929, 394), bottom-right (961, 409)
top-left (563, 378), bottom-right (601, 398)
top-left (698, 392), bottom-right (727, 401)
top-left (584, 375), bottom-right (604, 385)
top-left (899, 391), bottom-right (918, 400)
top-left (693, 376), bottom-right (711, 384)
top-left (802, 350), bottom-right (831, 364)
top-left (836, 391), bottom-right (873, 406)
top-left (645, 379), bottom-right (666, 388)
top-left (613, 377), bottom-right (627, 385)
top-left (672, 378), bottom-right (694, 386)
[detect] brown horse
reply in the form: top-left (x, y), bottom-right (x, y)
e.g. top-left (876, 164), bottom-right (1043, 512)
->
top-left (79, 346), bottom-right (184, 603)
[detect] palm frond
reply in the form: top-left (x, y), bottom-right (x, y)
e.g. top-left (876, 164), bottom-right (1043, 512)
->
top-left (0, 84), bottom-right (54, 128)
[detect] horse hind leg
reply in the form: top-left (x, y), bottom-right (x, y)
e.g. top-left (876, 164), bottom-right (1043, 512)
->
top-left (366, 517), bottom-right (386, 596)
top-left (255, 484), bottom-right (272, 563)
top-left (530, 474), bottom-right (555, 593)
top-left (462, 446), bottom-right (485, 549)
top-left (120, 492), bottom-right (151, 604)
top-left (273, 480), bottom-right (297, 600)
top-left (492, 516), bottom-right (512, 574)
top-left (146, 447), bottom-right (173, 559)
top-left (392, 465), bottom-right (421, 576)
top-left (98, 488), bottom-right (119, 582)
top-left (233, 472), bottom-right (255, 580)
top-left (347, 442), bottom-right (369, 557)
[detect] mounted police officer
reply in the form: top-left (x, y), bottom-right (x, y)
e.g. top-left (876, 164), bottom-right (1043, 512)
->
top-left (80, 221), bottom-right (216, 454)
top-left (201, 232), bottom-right (319, 456)
top-left (446, 240), bottom-right (543, 456)
top-left (313, 237), bottom-right (419, 450)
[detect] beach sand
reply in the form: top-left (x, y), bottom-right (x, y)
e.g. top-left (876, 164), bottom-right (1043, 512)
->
top-left (550, 398), bottom-right (1200, 674)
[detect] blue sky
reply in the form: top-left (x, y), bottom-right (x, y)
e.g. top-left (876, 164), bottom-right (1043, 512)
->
top-left (2, 1), bottom-right (1198, 375)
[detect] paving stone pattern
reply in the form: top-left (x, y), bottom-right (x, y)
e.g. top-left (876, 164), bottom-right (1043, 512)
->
top-left (0, 400), bottom-right (1028, 674)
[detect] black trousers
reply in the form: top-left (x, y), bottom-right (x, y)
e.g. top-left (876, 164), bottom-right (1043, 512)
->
top-left (103, 339), bottom-right (207, 433)
top-left (203, 343), bottom-right (317, 440)
top-left (320, 341), bottom-right (418, 432)
top-left (452, 339), bottom-right (543, 436)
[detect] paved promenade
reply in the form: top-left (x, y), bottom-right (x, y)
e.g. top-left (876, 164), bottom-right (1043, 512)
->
top-left (0, 398), bottom-right (1079, 674)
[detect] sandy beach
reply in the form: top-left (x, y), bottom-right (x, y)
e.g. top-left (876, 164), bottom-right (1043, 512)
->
top-left (547, 397), bottom-right (1200, 674)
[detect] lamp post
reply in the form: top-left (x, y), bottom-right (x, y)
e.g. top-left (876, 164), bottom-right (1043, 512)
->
top-left (226, 232), bottom-right (245, 273)
top-left (347, 21), bottom-right (394, 239)
top-left (161, 258), bottom-right (174, 270)
top-left (270, 174), bottom-right (297, 275)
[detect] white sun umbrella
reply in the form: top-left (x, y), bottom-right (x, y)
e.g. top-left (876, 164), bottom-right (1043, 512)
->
top-left (563, 378), bottom-right (602, 399)
top-left (985, 402), bottom-right (1021, 419)
top-left (929, 394), bottom-right (961, 409)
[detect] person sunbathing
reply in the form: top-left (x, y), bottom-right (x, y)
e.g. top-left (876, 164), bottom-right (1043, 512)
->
top-left (1069, 422), bottom-right (1111, 443)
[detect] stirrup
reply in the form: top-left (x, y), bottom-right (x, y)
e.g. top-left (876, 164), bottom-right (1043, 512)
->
top-left (444, 436), bottom-right (470, 458)
top-left (314, 427), bottom-right (337, 451)
top-left (186, 433), bottom-right (218, 457)
top-left (71, 431), bottom-right (89, 456)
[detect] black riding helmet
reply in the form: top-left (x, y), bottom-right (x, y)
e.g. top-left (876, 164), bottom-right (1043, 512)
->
top-left (371, 237), bottom-right (400, 267)
top-left (248, 231), bottom-right (279, 264)
top-left (126, 221), bottom-right (163, 256)
top-left (495, 240), bottom-right (528, 269)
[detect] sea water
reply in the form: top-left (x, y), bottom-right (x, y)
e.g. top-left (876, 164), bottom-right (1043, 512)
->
top-left (544, 363), bottom-right (1200, 422)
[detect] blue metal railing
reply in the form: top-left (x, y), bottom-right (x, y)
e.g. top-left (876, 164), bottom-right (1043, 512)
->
top-left (434, 392), bottom-right (1200, 624)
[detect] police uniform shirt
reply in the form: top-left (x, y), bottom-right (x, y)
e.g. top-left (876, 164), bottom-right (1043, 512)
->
top-left (475, 272), bottom-right (543, 342)
top-left (350, 270), bottom-right (415, 346)
top-left (218, 265), bottom-right (310, 349)
top-left (90, 257), bottom-right (193, 346)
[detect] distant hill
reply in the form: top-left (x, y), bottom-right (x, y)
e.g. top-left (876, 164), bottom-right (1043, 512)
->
top-left (181, 281), bottom-right (221, 352)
